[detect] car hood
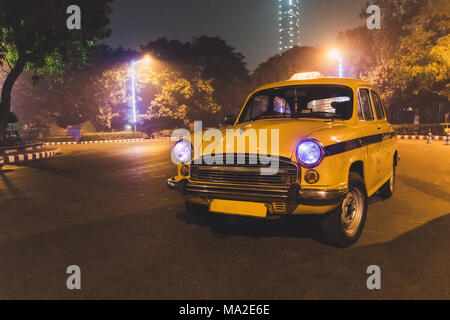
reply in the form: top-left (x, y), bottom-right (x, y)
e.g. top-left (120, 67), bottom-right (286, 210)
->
top-left (195, 118), bottom-right (356, 160)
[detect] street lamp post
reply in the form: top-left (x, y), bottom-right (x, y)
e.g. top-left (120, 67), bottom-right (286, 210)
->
top-left (129, 55), bottom-right (151, 136)
top-left (328, 49), bottom-right (343, 78)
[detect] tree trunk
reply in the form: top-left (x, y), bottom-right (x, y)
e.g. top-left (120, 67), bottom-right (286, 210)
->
top-left (0, 56), bottom-right (26, 145)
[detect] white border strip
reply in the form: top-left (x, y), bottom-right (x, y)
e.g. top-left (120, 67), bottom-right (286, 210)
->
top-left (398, 135), bottom-right (448, 141)
top-left (0, 148), bottom-right (61, 165)
top-left (44, 138), bottom-right (148, 145)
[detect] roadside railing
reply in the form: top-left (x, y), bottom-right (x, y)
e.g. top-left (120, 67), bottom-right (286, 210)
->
top-left (0, 142), bottom-right (43, 156)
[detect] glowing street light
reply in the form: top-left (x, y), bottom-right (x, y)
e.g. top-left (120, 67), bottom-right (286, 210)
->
top-left (328, 49), bottom-right (343, 78)
top-left (129, 55), bottom-right (151, 135)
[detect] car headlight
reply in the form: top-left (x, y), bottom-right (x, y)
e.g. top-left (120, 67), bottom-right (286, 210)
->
top-left (296, 140), bottom-right (324, 168)
top-left (172, 140), bottom-right (192, 163)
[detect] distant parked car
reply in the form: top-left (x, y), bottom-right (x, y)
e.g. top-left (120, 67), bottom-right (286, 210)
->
top-left (67, 126), bottom-right (81, 143)
top-left (5, 124), bottom-right (22, 146)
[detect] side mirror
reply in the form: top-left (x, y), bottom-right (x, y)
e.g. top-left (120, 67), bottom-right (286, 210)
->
top-left (224, 115), bottom-right (236, 126)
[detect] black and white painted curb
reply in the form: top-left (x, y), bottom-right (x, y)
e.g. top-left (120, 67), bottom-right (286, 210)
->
top-left (397, 135), bottom-right (448, 141)
top-left (43, 137), bottom-right (179, 145)
top-left (44, 138), bottom-right (147, 145)
top-left (0, 149), bottom-right (61, 165)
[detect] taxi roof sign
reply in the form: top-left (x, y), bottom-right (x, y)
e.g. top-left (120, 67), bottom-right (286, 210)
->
top-left (290, 72), bottom-right (324, 81)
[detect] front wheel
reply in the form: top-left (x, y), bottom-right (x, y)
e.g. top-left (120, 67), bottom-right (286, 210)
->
top-left (320, 172), bottom-right (368, 247)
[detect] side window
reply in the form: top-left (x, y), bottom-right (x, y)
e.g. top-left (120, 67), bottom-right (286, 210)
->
top-left (371, 91), bottom-right (384, 120)
top-left (240, 95), bottom-right (269, 123)
top-left (357, 98), bottom-right (364, 119)
top-left (251, 95), bottom-right (270, 119)
top-left (358, 89), bottom-right (374, 121)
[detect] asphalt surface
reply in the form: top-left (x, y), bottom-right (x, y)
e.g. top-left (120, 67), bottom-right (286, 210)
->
top-left (0, 139), bottom-right (449, 299)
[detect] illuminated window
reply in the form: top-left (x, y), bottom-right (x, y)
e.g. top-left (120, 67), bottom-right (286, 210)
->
top-left (278, 0), bottom-right (301, 53)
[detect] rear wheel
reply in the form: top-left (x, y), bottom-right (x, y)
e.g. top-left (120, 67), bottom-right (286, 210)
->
top-left (379, 165), bottom-right (395, 199)
top-left (320, 172), bottom-right (368, 248)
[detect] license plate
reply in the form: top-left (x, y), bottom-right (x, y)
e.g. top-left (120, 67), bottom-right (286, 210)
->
top-left (209, 199), bottom-right (267, 218)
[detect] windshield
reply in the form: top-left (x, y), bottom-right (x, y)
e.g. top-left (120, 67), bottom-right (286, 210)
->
top-left (238, 85), bottom-right (354, 123)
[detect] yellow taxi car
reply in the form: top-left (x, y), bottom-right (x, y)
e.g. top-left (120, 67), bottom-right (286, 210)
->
top-left (167, 72), bottom-right (398, 247)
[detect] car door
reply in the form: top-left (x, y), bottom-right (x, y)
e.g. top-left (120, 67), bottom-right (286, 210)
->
top-left (370, 90), bottom-right (393, 182)
top-left (357, 88), bottom-right (382, 193)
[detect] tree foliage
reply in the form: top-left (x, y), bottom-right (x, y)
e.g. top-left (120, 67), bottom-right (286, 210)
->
top-left (252, 46), bottom-right (336, 87)
top-left (10, 44), bottom-right (222, 132)
top-left (339, 0), bottom-right (449, 105)
top-left (0, 0), bottom-right (113, 141)
top-left (141, 69), bottom-right (221, 126)
top-left (141, 36), bottom-right (250, 116)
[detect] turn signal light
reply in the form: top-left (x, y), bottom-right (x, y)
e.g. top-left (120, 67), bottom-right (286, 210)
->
top-left (304, 170), bottom-right (320, 184)
top-left (180, 165), bottom-right (190, 177)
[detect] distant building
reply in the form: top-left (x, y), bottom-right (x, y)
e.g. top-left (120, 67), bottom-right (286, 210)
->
top-left (277, 0), bottom-right (301, 53)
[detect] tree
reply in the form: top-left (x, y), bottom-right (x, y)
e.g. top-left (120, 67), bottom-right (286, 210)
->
top-left (140, 37), bottom-right (193, 71)
top-left (9, 45), bottom-right (136, 132)
top-left (336, 26), bottom-right (378, 78)
top-left (386, 6), bottom-right (449, 99)
top-left (0, 0), bottom-right (113, 142)
top-left (338, 0), bottom-right (449, 122)
top-left (141, 35), bottom-right (251, 117)
top-left (53, 45), bottom-right (136, 130)
top-left (252, 46), bottom-right (335, 88)
top-left (191, 36), bottom-right (251, 116)
top-left (145, 70), bottom-right (220, 127)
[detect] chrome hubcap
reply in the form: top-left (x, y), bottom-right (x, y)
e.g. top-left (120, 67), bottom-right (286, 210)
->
top-left (341, 188), bottom-right (364, 236)
top-left (389, 174), bottom-right (395, 192)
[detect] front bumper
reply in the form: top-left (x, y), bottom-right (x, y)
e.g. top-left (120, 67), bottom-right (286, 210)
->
top-left (167, 177), bottom-right (346, 207)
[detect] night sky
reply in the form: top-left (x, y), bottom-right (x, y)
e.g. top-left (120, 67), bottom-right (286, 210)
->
top-left (104, 0), bottom-right (368, 70)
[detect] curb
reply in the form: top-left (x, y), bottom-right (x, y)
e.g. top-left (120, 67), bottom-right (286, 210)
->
top-left (154, 137), bottom-right (178, 141)
top-left (43, 138), bottom-right (178, 145)
top-left (1, 148), bottom-right (61, 165)
top-left (44, 138), bottom-right (147, 145)
top-left (397, 135), bottom-right (448, 141)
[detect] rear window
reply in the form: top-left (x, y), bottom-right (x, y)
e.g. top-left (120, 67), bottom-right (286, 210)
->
top-left (358, 89), bottom-right (374, 121)
top-left (371, 91), bottom-right (385, 119)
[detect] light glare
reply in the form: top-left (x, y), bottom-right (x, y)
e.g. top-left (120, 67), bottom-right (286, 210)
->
top-left (297, 141), bottom-right (322, 166)
top-left (328, 49), bottom-right (339, 59)
top-left (173, 140), bottom-right (192, 163)
top-left (327, 49), bottom-right (343, 77)
top-left (290, 72), bottom-right (323, 81)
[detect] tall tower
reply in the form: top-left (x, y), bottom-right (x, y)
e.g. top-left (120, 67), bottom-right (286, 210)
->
top-left (278, 0), bottom-right (301, 53)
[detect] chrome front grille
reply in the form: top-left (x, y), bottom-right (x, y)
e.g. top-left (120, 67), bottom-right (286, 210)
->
top-left (190, 154), bottom-right (298, 186)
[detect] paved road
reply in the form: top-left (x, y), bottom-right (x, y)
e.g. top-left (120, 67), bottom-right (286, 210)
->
top-left (0, 140), bottom-right (449, 299)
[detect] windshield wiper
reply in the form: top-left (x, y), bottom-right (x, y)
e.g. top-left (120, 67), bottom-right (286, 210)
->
top-left (252, 114), bottom-right (290, 120)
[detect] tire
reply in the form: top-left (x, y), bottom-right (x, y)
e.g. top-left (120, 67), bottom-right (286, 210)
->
top-left (379, 165), bottom-right (395, 199)
top-left (320, 172), bottom-right (368, 248)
